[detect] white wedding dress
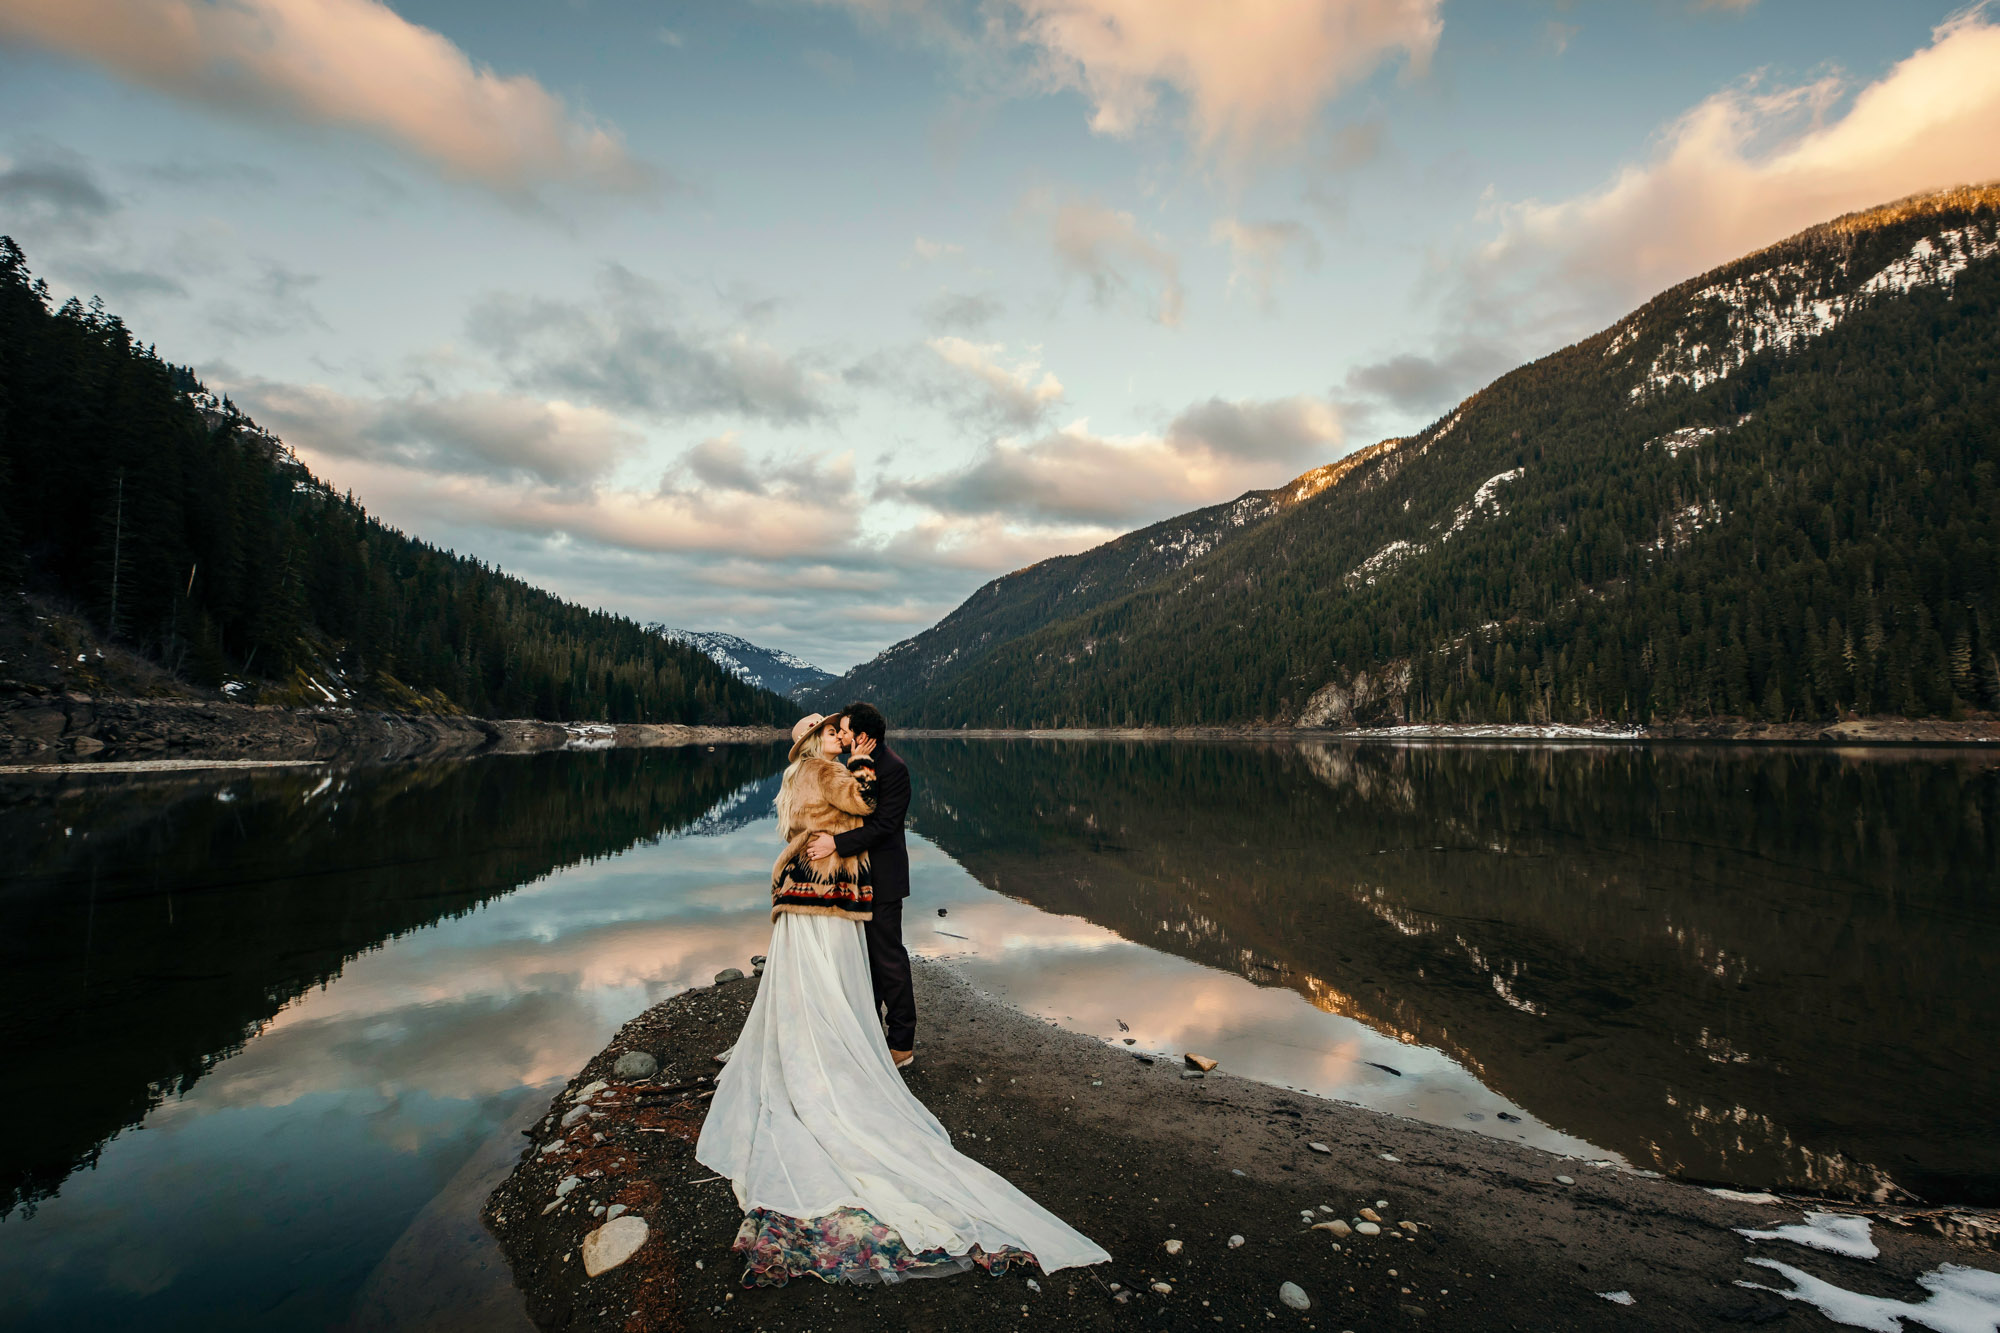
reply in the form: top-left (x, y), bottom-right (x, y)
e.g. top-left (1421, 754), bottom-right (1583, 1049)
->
top-left (695, 910), bottom-right (1110, 1279)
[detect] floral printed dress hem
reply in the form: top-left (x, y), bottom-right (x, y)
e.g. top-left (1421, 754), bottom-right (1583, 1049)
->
top-left (734, 1206), bottom-right (1034, 1287)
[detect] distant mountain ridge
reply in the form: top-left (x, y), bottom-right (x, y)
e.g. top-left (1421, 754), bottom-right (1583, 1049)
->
top-left (654, 627), bottom-right (833, 699)
top-left (798, 439), bottom-right (1401, 712)
top-left (833, 184), bottom-right (2000, 729)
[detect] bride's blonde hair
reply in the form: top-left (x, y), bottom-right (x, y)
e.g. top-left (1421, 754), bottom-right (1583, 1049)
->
top-left (777, 719), bottom-right (838, 837)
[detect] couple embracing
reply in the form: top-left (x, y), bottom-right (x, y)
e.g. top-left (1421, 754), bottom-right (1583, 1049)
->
top-left (695, 704), bottom-right (1109, 1286)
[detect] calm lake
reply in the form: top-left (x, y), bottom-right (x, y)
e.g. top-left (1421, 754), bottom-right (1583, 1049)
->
top-left (1, 740), bottom-right (1995, 1329)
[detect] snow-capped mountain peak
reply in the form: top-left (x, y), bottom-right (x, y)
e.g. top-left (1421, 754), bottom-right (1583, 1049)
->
top-left (650, 627), bottom-right (834, 699)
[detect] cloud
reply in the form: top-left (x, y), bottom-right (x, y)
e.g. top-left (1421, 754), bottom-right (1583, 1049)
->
top-left (1212, 217), bottom-right (1320, 308)
top-left (912, 236), bottom-right (965, 261)
top-left (469, 266), bottom-right (833, 425)
top-left (896, 393), bottom-right (1345, 523)
top-left (926, 336), bottom-right (1065, 428)
top-left (1012, 0), bottom-right (1443, 159)
top-left (920, 289), bottom-right (1005, 332)
top-left (1046, 197), bottom-right (1184, 325)
top-left (204, 260), bottom-right (326, 340)
top-left (1342, 337), bottom-right (1517, 417)
top-left (0, 144), bottom-right (116, 234)
top-left (1474, 7), bottom-right (2000, 326)
top-left (0, 0), bottom-right (655, 198)
top-left (228, 378), bottom-right (639, 488)
top-left (681, 432), bottom-right (767, 494)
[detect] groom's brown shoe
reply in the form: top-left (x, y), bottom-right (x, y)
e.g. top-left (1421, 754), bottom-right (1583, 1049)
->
top-left (892, 1049), bottom-right (915, 1070)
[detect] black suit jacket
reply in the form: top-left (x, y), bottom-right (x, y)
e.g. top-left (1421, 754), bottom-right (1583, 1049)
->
top-left (832, 744), bottom-right (910, 904)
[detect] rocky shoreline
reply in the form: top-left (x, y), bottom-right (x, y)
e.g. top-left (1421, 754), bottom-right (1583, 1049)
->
top-left (901, 715), bottom-right (2000, 744)
top-left (0, 693), bottom-right (785, 767)
top-left (485, 961), bottom-right (1997, 1332)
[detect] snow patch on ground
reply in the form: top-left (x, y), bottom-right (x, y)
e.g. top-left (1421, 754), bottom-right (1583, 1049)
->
top-left (1737, 1211), bottom-right (1880, 1259)
top-left (1736, 1260), bottom-right (2000, 1333)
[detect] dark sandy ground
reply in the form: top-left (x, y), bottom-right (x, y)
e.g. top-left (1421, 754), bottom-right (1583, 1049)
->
top-left (486, 961), bottom-right (1998, 1332)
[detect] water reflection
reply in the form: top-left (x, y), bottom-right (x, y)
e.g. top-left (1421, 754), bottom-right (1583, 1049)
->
top-left (902, 738), bottom-right (2000, 1204)
top-left (2, 740), bottom-right (1993, 1330)
top-left (0, 747), bottom-right (781, 1219)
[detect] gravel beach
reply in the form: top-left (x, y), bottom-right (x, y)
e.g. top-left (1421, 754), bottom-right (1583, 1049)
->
top-left (486, 960), bottom-right (1996, 1331)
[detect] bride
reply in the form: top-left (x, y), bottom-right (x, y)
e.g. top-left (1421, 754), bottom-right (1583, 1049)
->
top-left (695, 713), bottom-right (1110, 1286)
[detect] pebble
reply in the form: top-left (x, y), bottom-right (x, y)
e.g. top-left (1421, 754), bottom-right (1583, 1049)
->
top-left (1228, 1235), bottom-right (1246, 1248)
top-left (1376, 1200), bottom-right (1389, 1209)
top-left (1164, 1239), bottom-right (1183, 1255)
top-left (1358, 1208), bottom-right (1382, 1223)
top-left (560, 1105), bottom-right (592, 1128)
top-left (1313, 1220), bottom-right (1352, 1238)
top-left (1151, 1282), bottom-right (1172, 1295)
top-left (1398, 1221), bottom-right (1419, 1233)
top-left (581, 1216), bottom-right (648, 1277)
top-left (1181, 1070), bottom-right (1205, 1080)
top-left (538, 1141), bottom-right (564, 1154)
top-left (1555, 1175), bottom-right (1575, 1186)
top-left (1231, 1169), bottom-right (1246, 1177)
top-left (1026, 1279), bottom-right (1040, 1293)
top-left (1184, 1053), bottom-right (1218, 1072)
top-left (1355, 1222), bottom-right (1381, 1236)
top-left (1598, 1291), bottom-right (1636, 1305)
top-left (574, 1080), bottom-right (608, 1101)
top-left (613, 1050), bottom-right (658, 1081)
top-left (607, 1204), bottom-right (627, 1220)
top-left (1309, 1142), bottom-right (1331, 1154)
top-left (1379, 1153), bottom-right (1401, 1162)
top-left (1319, 1205), bottom-right (1335, 1213)
top-left (1279, 1281), bottom-right (1311, 1311)
top-left (1300, 1211), bottom-right (1316, 1223)
top-left (713, 968), bottom-right (745, 985)
top-left (555, 1176), bottom-right (582, 1198)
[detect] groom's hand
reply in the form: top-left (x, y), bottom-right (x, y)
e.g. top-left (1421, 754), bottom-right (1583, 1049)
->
top-left (807, 831), bottom-right (838, 860)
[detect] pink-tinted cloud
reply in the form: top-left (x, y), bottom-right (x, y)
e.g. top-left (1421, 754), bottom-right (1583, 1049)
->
top-left (1015, 0), bottom-right (1442, 158)
top-left (1045, 197), bottom-right (1185, 325)
top-left (0, 0), bottom-right (654, 197)
top-left (896, 393), bottom-right (1346, 524)
top-left (1477, 7), bottom-right (2000, 319)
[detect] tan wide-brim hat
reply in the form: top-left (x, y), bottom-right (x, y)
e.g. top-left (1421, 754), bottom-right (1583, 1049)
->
top-left (788, 712), bottom-right (828, 763)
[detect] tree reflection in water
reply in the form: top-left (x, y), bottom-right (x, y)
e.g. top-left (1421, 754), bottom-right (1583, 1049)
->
top-left (904, 739), bottom-right (2000, 1205)
top-left (0, 746), bottom-right (784, 1217)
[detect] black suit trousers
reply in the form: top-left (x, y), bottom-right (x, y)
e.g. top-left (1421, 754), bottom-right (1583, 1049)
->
top-left (865, 899), bottom-right (916, 1051)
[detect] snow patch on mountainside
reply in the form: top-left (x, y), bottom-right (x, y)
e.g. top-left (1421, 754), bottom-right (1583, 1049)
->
top-left (1625, 223), bottom-right (2000, 401)
top-left (1346, 469), bottom-right (1525, 587)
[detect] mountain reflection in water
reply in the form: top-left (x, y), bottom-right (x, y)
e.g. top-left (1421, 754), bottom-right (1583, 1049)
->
top-left (1, 739), bottom-right (1993, 1332)
top-left (0, 746), bottom-right (782, 1218)
top-left (902, 738), bottom-right (2000, 1205)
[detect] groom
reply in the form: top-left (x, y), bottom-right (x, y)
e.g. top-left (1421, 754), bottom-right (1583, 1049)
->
top-left (808, 702), bottom-right (915, 1068)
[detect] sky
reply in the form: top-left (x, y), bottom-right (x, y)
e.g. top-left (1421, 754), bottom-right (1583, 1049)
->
top-left (3, 0), bottom-right (1998, 671)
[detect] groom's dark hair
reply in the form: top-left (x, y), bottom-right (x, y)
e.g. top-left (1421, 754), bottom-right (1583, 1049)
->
top-left (844, 702), bottom-right (888, 743)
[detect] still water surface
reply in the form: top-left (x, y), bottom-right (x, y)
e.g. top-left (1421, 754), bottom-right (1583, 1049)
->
top-left (1, 740), bottom-right (1994, 1329)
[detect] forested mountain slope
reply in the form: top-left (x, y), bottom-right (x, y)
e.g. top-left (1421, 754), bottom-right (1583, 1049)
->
top-left (0, 239), bottom-right (793, 726)
top-left (898, 185), bottom-right (2000, 728)
top-left (801, 440), bottom-right (1400, 711)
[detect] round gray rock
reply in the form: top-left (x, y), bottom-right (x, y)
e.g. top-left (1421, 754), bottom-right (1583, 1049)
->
top-left (612, 1050), bottom-right (657, 1081)
top-left (714, 967), bottom-right (746, 985)
top-left (1279, 1281), bottom-right (1311, 1310)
